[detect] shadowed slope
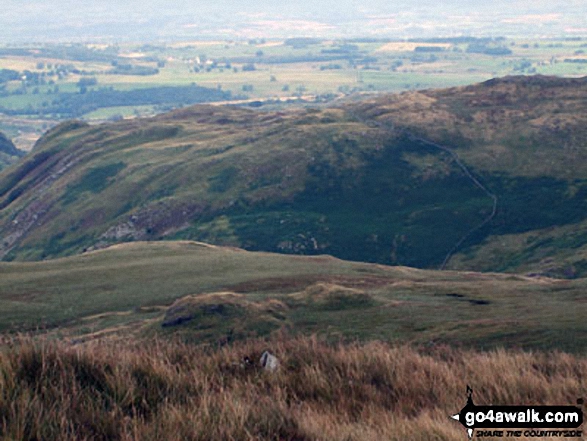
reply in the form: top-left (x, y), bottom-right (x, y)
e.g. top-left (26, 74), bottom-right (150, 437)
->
top-left (0, 131), bottom-right (23, 171)
top-left (1, 76), bottom-right (587, 276)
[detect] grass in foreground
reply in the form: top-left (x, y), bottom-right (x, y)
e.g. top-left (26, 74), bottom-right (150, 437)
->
top-left (0, 335), bottom-right (584, 441)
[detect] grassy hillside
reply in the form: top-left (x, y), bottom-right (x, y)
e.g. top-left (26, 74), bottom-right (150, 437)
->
top-left (0, 241), bottom-right (585, 352)
top-left (0, 131), bottom-right (23, 170)
top-left (1, 335), bottom-right (584, 441)
top-left (1, 76), bottom-right (587, 277)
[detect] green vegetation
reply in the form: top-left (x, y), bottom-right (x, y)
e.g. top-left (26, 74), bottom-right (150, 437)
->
top-left (1, 37), bottom-right (586, 149)
top-left (0, 131), bottom-right (24, 170)
top-left (0, 241), bottom-right (585, 352)
top-left (2, 76), bottom-right (587, 279)
top-left (63, 162), bottom-right (126, 204)
top-left (1, 85), bottom-right (235, 118)
top-left (0, 70), bottom-right (585, 440)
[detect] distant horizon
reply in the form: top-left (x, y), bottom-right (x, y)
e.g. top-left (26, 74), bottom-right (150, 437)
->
top-left (1, 0), bottom-right (585, 43)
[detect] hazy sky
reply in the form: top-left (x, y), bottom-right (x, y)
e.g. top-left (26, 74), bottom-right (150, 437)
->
top-left (1, 0), bottom-right (585, 42)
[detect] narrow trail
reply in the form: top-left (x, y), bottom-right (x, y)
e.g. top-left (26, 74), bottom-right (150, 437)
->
top-left (347, 109), bottom-right (498, 270)
top-left (409, 134), bottom-right (498, 270)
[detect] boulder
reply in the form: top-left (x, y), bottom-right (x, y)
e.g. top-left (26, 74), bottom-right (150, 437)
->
top-left (260, 350), bottom-right (279, 372)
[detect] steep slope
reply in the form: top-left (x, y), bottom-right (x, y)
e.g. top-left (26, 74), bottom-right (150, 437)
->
top-left (0, 131), bottom-right (24, 171)
top-left (1, 75), bottom-right (587, 276)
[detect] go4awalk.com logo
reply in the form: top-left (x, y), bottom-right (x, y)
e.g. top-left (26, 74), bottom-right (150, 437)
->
top-left (450, 386), bottom-right (584, 439)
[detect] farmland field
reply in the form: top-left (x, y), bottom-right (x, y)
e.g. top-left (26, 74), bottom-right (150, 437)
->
top-left (1, 37), bottom-right (586, 150)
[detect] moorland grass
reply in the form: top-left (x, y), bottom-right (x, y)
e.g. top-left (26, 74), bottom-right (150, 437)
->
top-left (0, 242), bottom-right (585, 352)
top-left (0, 335), bottom-right (584, 441)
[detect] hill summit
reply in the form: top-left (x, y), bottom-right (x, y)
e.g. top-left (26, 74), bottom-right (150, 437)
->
top-left (1, 75), bottom-right (587, 277)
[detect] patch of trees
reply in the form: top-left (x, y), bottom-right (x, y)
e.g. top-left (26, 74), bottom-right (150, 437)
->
top-left (77, 77), bottom-right (98, 88)
top-left (321, 44), bottom-right (359, 55)
top-left (0, 48), bottom-right (31, 57)
top-left (0, 85), bottom-right (236, 118)
top-left (390, 60), bottom-right (403, 71)
top-left (414, 46), bottom-right (444, 52)
top-left (284, 38), bottom-right (323, 48)
top-left (411, 37), bottom-right (505, 44)
top-left (35, 44), bottom-right (120, 63)
top-left (0, 64), bottom-right (79, 87)
top-left (0, 45), bottom-right (118, 63)
top-left (410, 54), bottom-right (438, 63)
top-left (108, 64), bottom-right (159, 76)
top-left (356, 56), bottom-right (378, 64)
top-left (231, 52), bottom-right (367, 65)
top-left (21, 70), bottom-right (46, 86)
top-left (0, 69), bottom-right (20, 83)
top-left (513, 60), bottom-right (536, 73)
top-left (466, 44), bottom-right (512, 56)
top-left (345, 38), bottom-right (390, 43)
top-left (320, 64), bottom-right (342, 70)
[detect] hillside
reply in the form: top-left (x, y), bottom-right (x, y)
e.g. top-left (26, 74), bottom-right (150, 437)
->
top-left (0, 241), bottom-right (585, 352)
top-left (0, 131), bottom-right (23, 171)
top-left (1, 335), bottom-right (584, 441)
top-left (1, 75), bottom-right (587, 276)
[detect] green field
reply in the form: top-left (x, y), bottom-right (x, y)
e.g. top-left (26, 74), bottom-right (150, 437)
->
top-left (1, 38), bottom-right (586, 150)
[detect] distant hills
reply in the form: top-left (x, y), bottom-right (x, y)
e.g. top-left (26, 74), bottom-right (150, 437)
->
top-left (0, 0), bottom-right (584, 41)
top-left (1, 75), bottom-right (587, 278)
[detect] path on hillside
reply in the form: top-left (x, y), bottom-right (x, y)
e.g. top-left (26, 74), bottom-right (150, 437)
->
top-left (347, 109), bottom-right (498, 270)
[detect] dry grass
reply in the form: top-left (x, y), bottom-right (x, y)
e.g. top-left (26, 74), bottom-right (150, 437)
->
top-left (0, 336), bottom-right (584, 441)
top-left (287, 283), bottom-right (374, 308)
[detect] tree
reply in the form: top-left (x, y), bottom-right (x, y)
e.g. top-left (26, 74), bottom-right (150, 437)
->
top-left (78, 77), bottom-right (98, 87)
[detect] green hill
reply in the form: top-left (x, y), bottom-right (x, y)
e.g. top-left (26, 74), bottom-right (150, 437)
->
top-left (1, 75), bottom-right (587, 277)
top-left (1, 241), bottom-right (585, 351)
